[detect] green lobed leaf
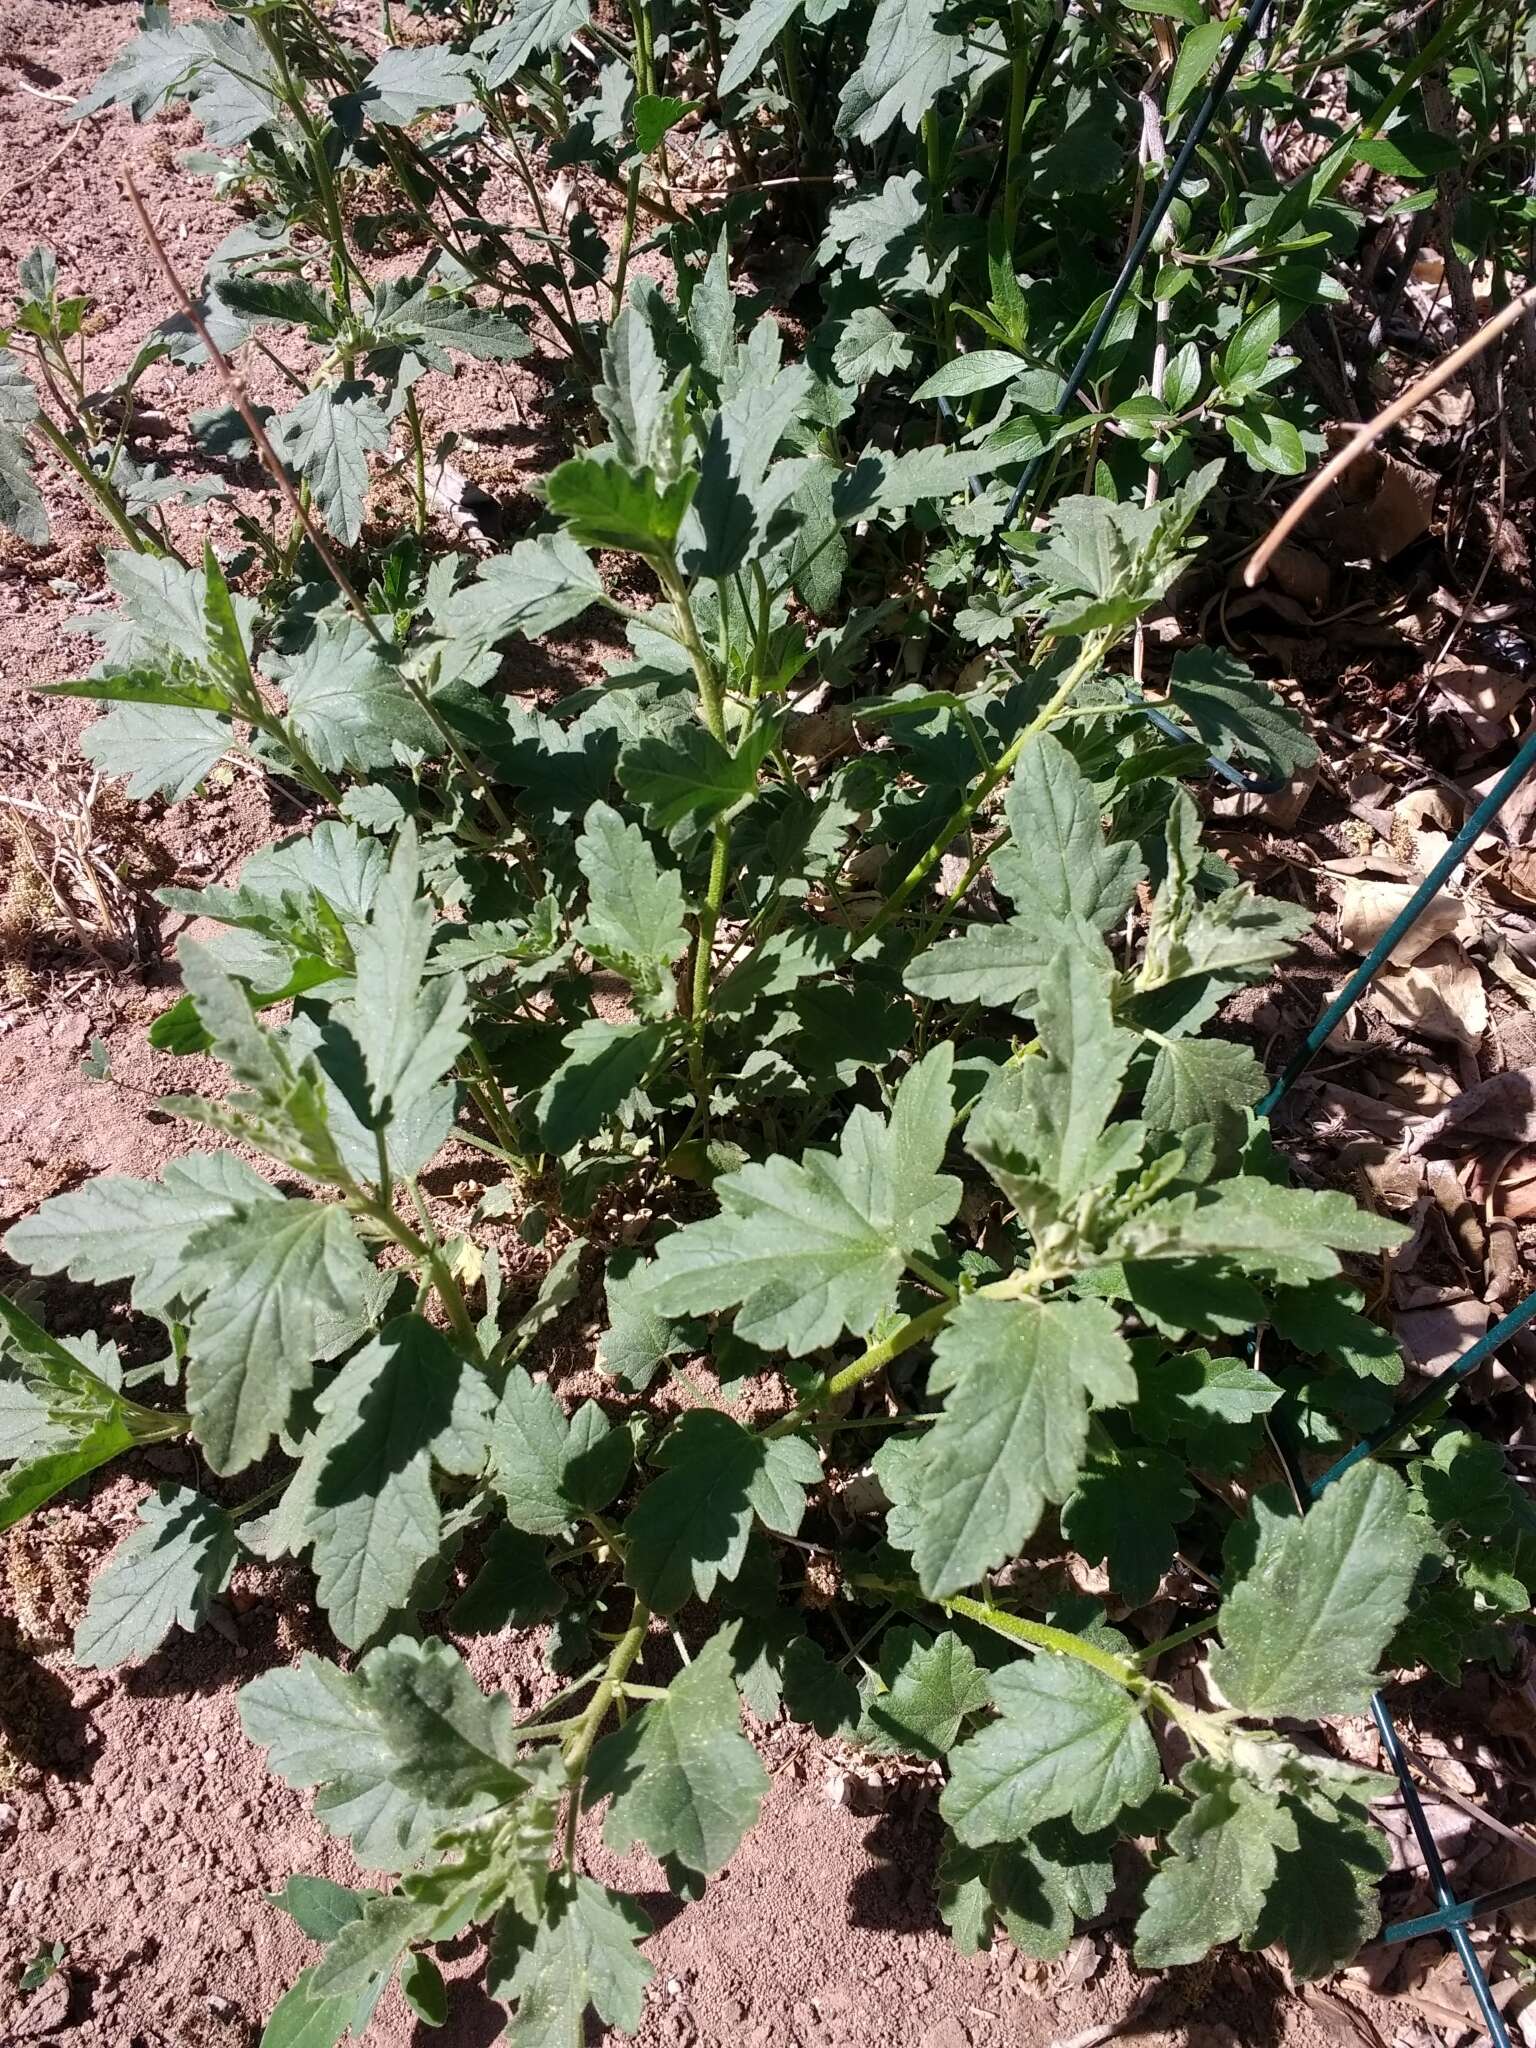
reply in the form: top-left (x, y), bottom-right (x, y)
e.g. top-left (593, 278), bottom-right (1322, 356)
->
top-left (280, 620), bottom-right (443, 773)
top-left (441, 533), bottom-right (604, 645)
top-left (941, 1650), bottom-right (1160, 1843)
top-left (906, 1294), bottom-right (1136, 1599)
top-left (0, 348), bottom-right (46, 543)
top-left (533, 1018), bottom-right (667, 1156)
top-left (1210, 1463), bottom-right (1428, 1721)
top-left (575, 800), bottom-right (688, 1007)
top-left (623, 1409), bottom-right (821, 1614)
top-left (1135, 1758), bottom-right (1296, 1967)
top-left (360, 46), bottom-right (476, 123)
top-left (649, 1046), bottom-right (960, 1356)
top-left (271, 384), bottom-right (390, 546)
top-left (495, 1876), bottom-right (652, 2046)
top-left (587, 1629), bottom-right (769, 1874)
top-left (855, 1626), bottom-right (990, 1760)
top-left (74, 1484), bottom-right (238, 1668)
top-left (240, 1636), bottom-right (524, 1869)
top-left (619, 723), bottom-right (772, 836)
top-left (345, 825), bottom-right (469, 1137)
top-left (183, 1197), bottom-right (378, 1474)
top-left (488, 1367), bottom-right (630, 1536)
top-left (1111, 1176), bottom-right (1410, 1286)
top-left (4, 1151), bottom-right (275, 1317)
top-left (836, 0), bottom-right (965, 143)
top-left (718, 0), bottom-right (803, 94)
top-left (545, 455), bottom-right (696, 558)
top-left (1167, 647), bottom-right (1316, 780)
top-left (81, 702), bottom-right (231, 801)
top-left (269, 1316), bottom-right (492, 1648)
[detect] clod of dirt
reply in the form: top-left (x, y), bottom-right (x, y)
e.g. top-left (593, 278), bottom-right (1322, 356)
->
top-left (9, 1969), bottom-right (72, 2038)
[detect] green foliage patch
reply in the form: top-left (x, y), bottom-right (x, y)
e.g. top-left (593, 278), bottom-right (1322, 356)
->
top-left (3, 0), bottom-right (1530, 2037)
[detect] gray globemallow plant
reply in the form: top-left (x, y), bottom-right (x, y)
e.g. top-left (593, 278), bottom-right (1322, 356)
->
top-left (2, 0), bottom-right (1530, 2040)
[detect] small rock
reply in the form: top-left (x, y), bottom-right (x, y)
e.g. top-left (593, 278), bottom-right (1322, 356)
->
top-left (12, 1971), bottom-right (71, 2038)
top-left (920, 2023), bottom-right (972, 2048)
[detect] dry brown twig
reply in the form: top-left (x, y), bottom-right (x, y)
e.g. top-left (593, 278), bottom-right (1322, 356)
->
top-left (1246, 281), bottom-right (1536, 587)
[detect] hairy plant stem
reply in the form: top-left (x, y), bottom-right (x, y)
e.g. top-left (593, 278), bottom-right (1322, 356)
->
top-left (945, 1591), bottom-right (1227, 1752)
top-left (1002, 0), bottom-right (1030, 245)
top-left (465, 1035), bottom-right (523, 1158)
top-left (657, 561), bottom-right (737, 1107)
top-left (394, 655), bottom-right (520, 840)
top-left (270, 719), bottom-right (346, 808)
top-left (254, 14), bottom-right (360, 313)
top-left (627, 0), bottom-right (657, 97)
top-left (904, 1249), bottom-right (960, 1300)
top-left (123, 174), bottom-right (390, 651)
top-left (945, 1593), bottom-right (1146, 1687)
top-left (404, 390), bottom-right (428, 536)
top-left (609, 166), bottom-right (643, 325)
top-left (30, 415), bottom-right (164, 557)
top-left (763, 1298), bottom-right (954, 1440)
top-left (850, 628), bottom-right (1114, 956)
top-left (562, 1595), bottom-right (650, 1864)
top-left (358, 1194), bottom-right (481, 1351)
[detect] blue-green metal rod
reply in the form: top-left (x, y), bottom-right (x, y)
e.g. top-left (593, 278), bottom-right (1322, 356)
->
top-left (1386, 1874), bottom-right (1536, 1946)
top-left (1260, 722), bottom-right (1536, 1116)
top-left (1371, 1695), bottom-right (1513, 2048)
top-left (1308, 1289), bottom-right (1536, 1500)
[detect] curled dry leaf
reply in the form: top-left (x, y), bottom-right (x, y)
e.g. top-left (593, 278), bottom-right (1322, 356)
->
top-left (1395, 1298), bottom-right (1493, 1375)
top-left (1430, 665), bottom-right (1529, 755)
top-left (1315, 435), bottom-right (1435, 562)
top-left (1369, 937), bottom-right (1488, 1049)
top-left (1213, 759), bottom-right (1318, 831)
top-left (1405, 1065), bottom-right (1536, 1153)
top-left (1337, 877), bottom-right (1465, 964)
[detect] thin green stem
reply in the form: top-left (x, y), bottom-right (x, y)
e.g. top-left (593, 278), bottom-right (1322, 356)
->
top-left (405, 390), bottom-right (428, 537)
top-left (765, 1298), bottom-right (955, 1439)
top-left (266, 717), bottom-right (345, 807)
top-left (609, 165), bottom-right (642, 326)
top-left (358, 1195), bottom-right (480, 1352)
top-left (1002, 0), bottom-right (1030, 245)
top-left (1134, 1613), bottom-right (1220, 1665)
top-left (256, 16), bottom-right (359, 310)
top-left (690, 816), bottom-right (732, 1028)
top-left (562, 1596), bottom-right (650, 1865)
top-left (944, 1593), bottom-right (1147, 1688)
top-left (943, 1591), bottom-right (1227, 1753)
top-left (31, 416), bottom-right (165, 558)
top-left (850, 630), bottom-right (1113, 956)
top-left (905, 1249), bottom-right (960, 1300)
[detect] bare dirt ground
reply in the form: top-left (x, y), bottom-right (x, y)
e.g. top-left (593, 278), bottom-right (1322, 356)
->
top-left (1, 5), bottom-right (1534, 2048)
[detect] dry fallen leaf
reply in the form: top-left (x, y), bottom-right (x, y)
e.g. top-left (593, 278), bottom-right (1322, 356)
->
top-left (1212, 759), bottom-right (1317, 831)
top-left (1405, 1066), bottom-right (1536, 1153)
top-left (1431, 664), bottom-right (1530, 755)
top-left (1395, 1297), bottom-right (1492, 1373)
top-left (1369, 937), bottom-right (1488, 1048)
top-left (1316, 435), bottom-right (1436, 561)
top-left (1492, 847), bottom-right (1536, 908)
top-left (1338, 878), bottom-right (1465, 964)
top-left (1264, 543), bottom-right (1331, 608)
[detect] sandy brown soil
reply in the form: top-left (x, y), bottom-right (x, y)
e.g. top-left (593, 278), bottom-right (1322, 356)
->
top-left (0, 6), bottom-right (1525, 2048)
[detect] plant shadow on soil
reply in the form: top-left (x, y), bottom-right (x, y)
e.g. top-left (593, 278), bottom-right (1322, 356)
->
top-left (0, 1619), bottom-right (93, 1777)
top-left (851, 1784), bottom-right (1303, 2048)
